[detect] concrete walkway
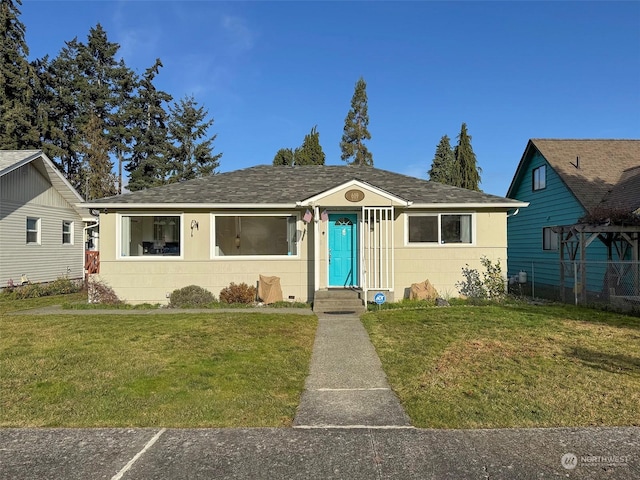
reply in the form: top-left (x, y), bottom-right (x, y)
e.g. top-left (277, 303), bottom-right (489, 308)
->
top-left (294, 313), bottom-right (411, 428)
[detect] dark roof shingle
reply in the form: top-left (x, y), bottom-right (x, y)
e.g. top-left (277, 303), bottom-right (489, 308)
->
top-left (86, 165), bottom-right (521, 207)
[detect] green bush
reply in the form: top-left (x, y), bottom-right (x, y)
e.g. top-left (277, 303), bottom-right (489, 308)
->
top-left (12, 283), bottom-right (44, 299)
top-left (456, 256), bottom-right (506, 302)
top-left (4, 277), bottom-right (82, 299)
top-left (169, 285), bottom-right (215, 308)
top-left (219, 282), bottom-right (256, 304)
top-left (46, 277), bottom-right (81, 295)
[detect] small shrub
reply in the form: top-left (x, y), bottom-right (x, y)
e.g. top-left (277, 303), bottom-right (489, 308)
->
top-left (46, 277), bottom-right (81, 295)
top-left (88, 279), bottom-right (122, 305)
top-left (456, 256), bottom-right (506, 302)
top-left (219, 282), bottom-right (257, 304)
top-left (12, 283), bottom-right (44, 299)
top-left (169, 285), bottom-right (215, 308)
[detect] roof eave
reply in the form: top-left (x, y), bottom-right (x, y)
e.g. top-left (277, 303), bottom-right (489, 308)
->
top-left (78, 202), bottom-right (300, 210)
top-left (408, 201), bottom-right (529, 209)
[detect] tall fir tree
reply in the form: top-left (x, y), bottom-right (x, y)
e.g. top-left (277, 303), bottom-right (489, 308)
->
top-left (77, 113), bottom-right (117, 199)
top-left (428, 135), bottom-right (455, 184)
top-left (453, 123), bottom-right (482, 191)
top-left (272, 148), bottom-right (294, 166)
top-left (0, 0), bottom-right (40, 149)
top-left (39, 25), bottom-right (136, 192)
top-left (340, 77), bottom-right (373, 166)
top-left (294, 126), bottom-right (325, 165)
top-left (39, 39), bottom-right (84, 185)
top-left (126, 59), bottom-right (172, 191)
top-left (166, 95), bottom-right (222, 182)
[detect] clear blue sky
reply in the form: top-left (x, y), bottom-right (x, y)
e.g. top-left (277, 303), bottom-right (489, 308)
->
top-left (20, 1), bottom-right (640, 196)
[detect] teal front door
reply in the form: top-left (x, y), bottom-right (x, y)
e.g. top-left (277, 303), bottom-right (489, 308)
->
top-left (328, 213), bottom-right (358, 287)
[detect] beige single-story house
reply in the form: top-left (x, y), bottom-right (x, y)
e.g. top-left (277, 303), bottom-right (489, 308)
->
top-left (83, 165), bottom-right (527, 305)
top-left (0, 150), bottom-right (91, 287)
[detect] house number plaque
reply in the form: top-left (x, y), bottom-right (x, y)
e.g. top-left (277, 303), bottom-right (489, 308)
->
top-left (345, 189), bottom-right (365, 202)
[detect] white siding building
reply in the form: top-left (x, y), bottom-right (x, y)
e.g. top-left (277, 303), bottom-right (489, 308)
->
top-left (0, 150), bottom-right (89, 287)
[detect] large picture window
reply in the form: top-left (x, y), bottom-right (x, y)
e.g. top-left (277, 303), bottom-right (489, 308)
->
top-left (214, 215), bottom-right (298, 257)
top-left (407, 214), bottom-right (473, 244)
top-left (120, 215), bottom-right (181, 257)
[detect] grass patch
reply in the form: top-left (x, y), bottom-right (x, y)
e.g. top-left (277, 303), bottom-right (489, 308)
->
top-left (0, 299), bottom-right (317, 427)
top-left (0, 292), bottom-right (87, 315)
top-left (362, 303), bottom-right (640, 428)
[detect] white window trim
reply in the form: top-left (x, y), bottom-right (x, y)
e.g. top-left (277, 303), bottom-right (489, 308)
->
top-left (404, 212), bottom-right (476, 247)
top-left (62, 220), bottom-right (74, 245)
top-left (26, 217), bottom-right (41, 245)
top-left (116, 212), bottom-right (184, 260)
top-left (210, 212), bottom-right (301, 260)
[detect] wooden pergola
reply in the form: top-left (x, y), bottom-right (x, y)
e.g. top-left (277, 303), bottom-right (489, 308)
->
top-left (552, 224), bottom-right (640, 303)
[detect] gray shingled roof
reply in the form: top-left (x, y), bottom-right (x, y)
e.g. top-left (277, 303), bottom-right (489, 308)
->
top-left (508, 139), bottom-right (640, 213)
top-left (85, 165), bottom-right (523, 207)
top-left (0, 149), bottom-right (42, 175)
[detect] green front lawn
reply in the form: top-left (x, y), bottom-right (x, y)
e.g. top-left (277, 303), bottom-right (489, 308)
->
top-left (0, 296), bottom-right (316, 427)
top-left (363, 303), bottom-right (640, 428)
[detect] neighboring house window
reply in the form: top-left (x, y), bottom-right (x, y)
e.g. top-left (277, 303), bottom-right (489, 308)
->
top-left (543, 227), bottom-right (558, 251)
top-left (532, 165), bottom-right (546, 190)
top-left (119, 215), bottom-right (181, 257)
top-left (407, 214), bottom-right (473, 244)
top-left (214, 215), bottom-right (298, 256)
top-left (62, 221), bottom-right (73, 245)
top-left (26, 217), bottom-right (40, 244)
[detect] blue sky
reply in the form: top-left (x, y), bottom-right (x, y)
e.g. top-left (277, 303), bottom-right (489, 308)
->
top-left (20, 1), bottom-right (640, 196)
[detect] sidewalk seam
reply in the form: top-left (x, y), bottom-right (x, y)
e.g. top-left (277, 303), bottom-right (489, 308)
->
top-left (110, 428), bottom-right (166, 480)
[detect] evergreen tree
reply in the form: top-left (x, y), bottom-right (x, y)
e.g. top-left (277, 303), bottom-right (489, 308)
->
top-left (126, 59), bottom-right (172, 191)
top-left (340, 77), bottom-right (373, 166)
top-left (294, 126), bottom-right (325, 165)
top-left (272, 148), bottom-right (294, 166)
top-left (166, 95), bottom-right (221, 182)
top-left (453, 123), bottom-right (482, 191)
top-left (0, 0), bottom-right (40, 149)
top-left (39, 25), bottom-right (136, 192)
top-left (77, 114), bottom-right (117, 199)
top-left (428, 135), bottom-right (455, 185)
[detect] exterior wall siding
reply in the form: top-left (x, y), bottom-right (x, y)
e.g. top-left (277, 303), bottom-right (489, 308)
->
top-left (507, 151), bottom-right (610, 295)
top-left (0, 165), bottom-right (84, 285)
top-left (97, 210), bottom-right (313, 304)
top-left (97, 207), bottom-right (509, 305)
top-left (394, 210), bottom-right (508, 298)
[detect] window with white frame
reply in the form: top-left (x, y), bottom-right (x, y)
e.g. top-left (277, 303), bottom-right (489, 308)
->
top-left (532, 165), bottom-right (546, 191)
top-left (543, 227), bottom-right (558, 250)
top-left (408, 214), bottom-right (473, 244)
top-left (214, 215), bottom-right (298, 256)
top-left (26, 217), bottom-right (40, 244)
top-left (62, 220), bottom-right (73, 244)
top-left (120, 215), bottom-right (181, 257)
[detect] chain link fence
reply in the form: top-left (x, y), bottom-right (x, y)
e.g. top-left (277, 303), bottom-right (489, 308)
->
top-left (509, 260), bottom-right (640, 310)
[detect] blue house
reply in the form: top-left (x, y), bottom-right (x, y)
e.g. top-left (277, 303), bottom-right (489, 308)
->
top-left (506, 139), bottom-right (640, 301)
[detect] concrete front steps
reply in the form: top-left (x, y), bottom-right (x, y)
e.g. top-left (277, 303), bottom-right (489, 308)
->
top-left (313, 289), bottom-right (367, 315)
